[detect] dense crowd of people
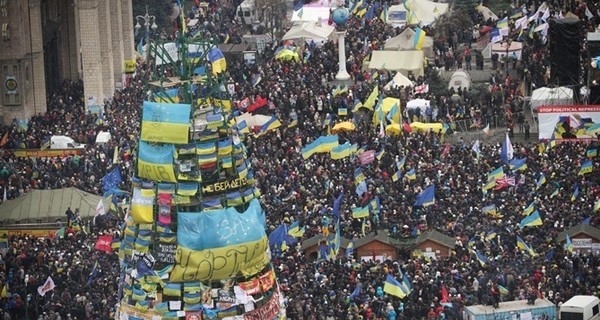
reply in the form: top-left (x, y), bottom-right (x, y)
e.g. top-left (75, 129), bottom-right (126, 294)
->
top-left (0, 0), bottom-right (598, 319)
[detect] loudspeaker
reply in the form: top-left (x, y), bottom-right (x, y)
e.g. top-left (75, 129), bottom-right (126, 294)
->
top-left (549, 19), bottom-right (582, 86)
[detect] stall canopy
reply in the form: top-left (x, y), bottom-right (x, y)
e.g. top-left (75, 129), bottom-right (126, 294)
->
top-left (368, 50), bottom-right (424, 77)
top-left (477, 5), bottom-right (499, 21)
top-left (282, 22), bottom-right (335, 42)
top-left (406, 99), bottom-right (431, 112)
top-left (482, 41), bottom-right (524, 60)
top-left (0, 188), bottom-right (112, 223)
top-left (384, 28), bottom-right (434, 57)
top-left (291, 7), bottom-right (331, 23)
top-left (531, 87), bottom-right (574, 110)
top-left (384, 72), bottom-right (414, 90)
top-left (448, 70), bottom-right (472, 91)
top-left (386, 0), bottom-right (448, 26)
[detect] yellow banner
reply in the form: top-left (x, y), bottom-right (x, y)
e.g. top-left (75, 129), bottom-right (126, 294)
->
top-left (131, 188), bottom-right (155, 224)
top-left (124, 60), bottom-right (136, 73)
top-left (141, 122), bottom-right (189, 144)
top-left (13, 149), bottom-right (84, 158)
top-left (170, 237), bottom-right (269, 282)
top-left (137, 159), bottom-right (177, 182)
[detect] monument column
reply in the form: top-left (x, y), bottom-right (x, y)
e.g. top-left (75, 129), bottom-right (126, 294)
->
top-left (27, 0), bottom-right (47, 115)
top-left (76, 0), bottom-right (104, 106)
top-left (98, 0), bottom-right (114, 98)
top-left (335, 31), bottom-right (351, 81)
top-left (110, 0), bottom-right (125, 87)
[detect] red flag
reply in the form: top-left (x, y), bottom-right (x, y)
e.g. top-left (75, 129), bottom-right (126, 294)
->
top-left (158, 193), bottom-right (172, 225)
top-left (94, 235), bottom-right (113, 252)
top-left (247, 96), bottom-right (268, 112)
top-left (402, 122), bottom-right (413, 133)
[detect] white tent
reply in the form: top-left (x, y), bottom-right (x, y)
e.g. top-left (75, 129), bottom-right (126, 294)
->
top-left (282, 22), bottom-right (335, 42)
top-left (368, 50), bottom-right (424, 77)
top-left (384, 28), bottom-right (434, 57)
top-left (448, 70), bottom-right (472, 91)
top-left (291, 7), bottom-right (331, 24)
top-left (384, 72), bottom-right (414, 90)
top-left (386, 0), bottom-right (448, 26)
top-left (0, 188), bottom-right (112, 223)
top-left (406, 99), bottom-right (431, 112)
top-left (531, 87), bottom-right (573, 110)
top-left (477, 5), bottom-right (499, 21)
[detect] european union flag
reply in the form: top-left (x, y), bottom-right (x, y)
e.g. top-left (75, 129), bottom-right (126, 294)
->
top-left (414, 185), bottom-right (435, 207)
top-left (332, 193), bottom-right (344, 219)
top-left (102, 167), bottom-right (122, 193)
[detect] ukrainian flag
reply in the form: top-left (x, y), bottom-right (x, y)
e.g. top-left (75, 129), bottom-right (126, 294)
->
top-left (288, 119), bottom-right (298, 128)
top-left (363, 86), bottom-right (378, 110)
top-left (519, 210), bottom-right (543, 228)
top-left (413, 27), bottom-right (426, 50)
top-left (497, 17), bottom-right (508, 29)
top-left (354, 168), bottom-right (365, 184)
top-left (208, 47), bottom-right (227, 75)
top-left (522, 201), bottom-right (534, 216)
top-left (587, 148), bottom-right (597, 158)
top-left (141, 101), bottom-right (191, 144)
top-left (262, 117), bottom-right (282, 132)
top-left (383, 274), bottom-right (410, 298)
top-left (571, 186), bottom-right (580, 202)
top-left (392, 170), bottom-right (402, 182)
top-left (351, 0), bottom-right (363, 14)
top-left (346, 241), bottom-right (354, 257)
top-left (485, 229), bottom-right (497, 241)
top-left (218, 139), bottom-right (233, 156)
top-left (565, 234), bottom-right (574, 253)
top-left (509, 158), bottom-right (527, 171)
top-left (474, 250), bottom-right (488, 266)
top-left (482, 204), bottom-right (497, 216)
top-left (498, 285), bottom-right (509, 295)
top-left (163, 283), bottom-right (182, 297)
top-left (376, 148), bottom-right (385, 160)
top-left (414, 185), bottom-right (435, 207)
top-left (338, 108), bottom-right (348, 116)
top-left (330, 142), bottom-right (352, 160)
top-left (579, 160), bottom-right (593, 175)
top-left (516, 236), bottom-right (536, 256)
top-left (387, 103), bottom-right (401, 124)
top-left (586, 123), bottom-right (600, 136)
top-left (177, 182), bottom-right (198, 196)
top-left (535, 174), bottom-right (546, 190)
top-left (406, 168), bottom-right (416, 180)
top-left (550, 188), bottom-right (559, 198)
top-left (236, 161), bottom-right (248, 179)
top-left (288, 221), bottom-right (305, 238)
top-left (352, 205), bottom-right (370, 218)
top-left (397, 156), bottom-right (406, 170)
top-left (154, 88), bottom-right (180, 103)
top-left (226, 191), bottom-right (243, 206)
top-left (488, 166), bottom-right (504, 180)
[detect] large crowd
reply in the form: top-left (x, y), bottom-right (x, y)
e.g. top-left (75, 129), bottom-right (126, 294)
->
top-left (0, 0), bottom-right (598, 319)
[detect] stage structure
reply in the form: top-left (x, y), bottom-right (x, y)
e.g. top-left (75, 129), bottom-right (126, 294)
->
top-left (114, 6), bottom-right (285, 318)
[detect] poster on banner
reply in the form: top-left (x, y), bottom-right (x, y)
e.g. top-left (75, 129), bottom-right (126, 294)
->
top-left (124, 60), bottom-right (136, 73)
top-left (186, 312), bottom-right (202, 320)
top-left (154, 242), bottom-right (177, 264)
top-left (537, 105), bottom-right (600, 140)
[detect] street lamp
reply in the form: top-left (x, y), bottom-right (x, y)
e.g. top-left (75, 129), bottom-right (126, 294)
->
top-left (135, 6), bottom-right (158, 60)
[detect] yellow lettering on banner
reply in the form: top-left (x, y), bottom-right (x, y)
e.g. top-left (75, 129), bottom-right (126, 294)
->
top-left (124, 60), bottom-right (136, 73)
top-left (201, 177), bottom-right (249, 194)
top-left (137, 160), bottom-right (177, 182)
top-left (170, 237), bottom-right (269, 282)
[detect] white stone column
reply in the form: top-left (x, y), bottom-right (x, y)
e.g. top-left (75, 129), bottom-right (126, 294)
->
top-left (110, 0), bottom-right (124, 88)
top-left (121, 0), bottom-right (135, 62)
top-left (335, 31), bottom-right (351, 81)
top-left (98, 0), bottom-right (114, 98)
top-left (28, 0), bottom-right (47, 115)
top-left (76, 0), bottom-right (104, 106)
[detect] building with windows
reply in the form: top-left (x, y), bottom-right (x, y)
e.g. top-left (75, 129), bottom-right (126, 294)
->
top-left (0, 0), bottom-right (135, 123)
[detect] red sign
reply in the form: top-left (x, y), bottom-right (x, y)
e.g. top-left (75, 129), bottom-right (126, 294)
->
top-left (243, 291), bottom-right (281, 320)
top-left (94, 235), bottom-right (113, 252)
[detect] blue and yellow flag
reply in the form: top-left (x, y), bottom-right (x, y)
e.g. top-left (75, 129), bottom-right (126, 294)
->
top-left (522, 201), bottom-right (534, 216)
top-left (141, 101), bottom-right (191, 144)
top-left (565, 234), bottom-right (574, 253)
top-left (535, 174), bottom-right (546, 190)
top-left (301, 135), bottom-right (339, 159)
top-left (488, 166), bottom-right (504, 180)
top-left (516, 235), bottom-right (536, 257)
top-left (571, 186), bottom-right (580, 202)
top-left (406, 168), bottom-right (416, 180)
top-left (131, 188), bottom-right (155, 224)
top-left (363, 86), bottom-right (378, 110)
top-left (137, 141), bottom-right (177, 182)
top-left (413, 27), bottom-right (426, 50)
top-left (579, 160), bottom-right (593, 175)
top-left (171, 199), bottom-right (269, 281)
top-left (352, 205), bottom-right (370, 219)
top-left (383, 274), bottom-right (411, 299)
top-left (288, 221), bottom-right (305, 238)
top-left (519, 210), bottom-right (543, 228)
top-left (208, 48), bottom-right (227, 75)
top-left (474, 250), bottom-right (488, 266)
top-left (509, 158), bottom-right (527, 171)
top-left (414, 185), bottom-right (435, 207)
top-left (330, 142), bottom-right (352, 160)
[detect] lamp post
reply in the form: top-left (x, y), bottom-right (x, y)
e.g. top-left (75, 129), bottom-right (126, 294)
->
top-left (135, 6), bottom-right (158, 60)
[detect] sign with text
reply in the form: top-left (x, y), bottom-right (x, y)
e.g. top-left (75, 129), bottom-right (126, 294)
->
top-left (155, 242), bottom-right (177, 264)
top-left (201, 177), bottom-right (249, 194)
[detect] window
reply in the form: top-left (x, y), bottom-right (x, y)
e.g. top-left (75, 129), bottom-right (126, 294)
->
top-left (560, 311), bottom-right (583, 320)
top-left (593, 303), bottom-right (599, 316)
